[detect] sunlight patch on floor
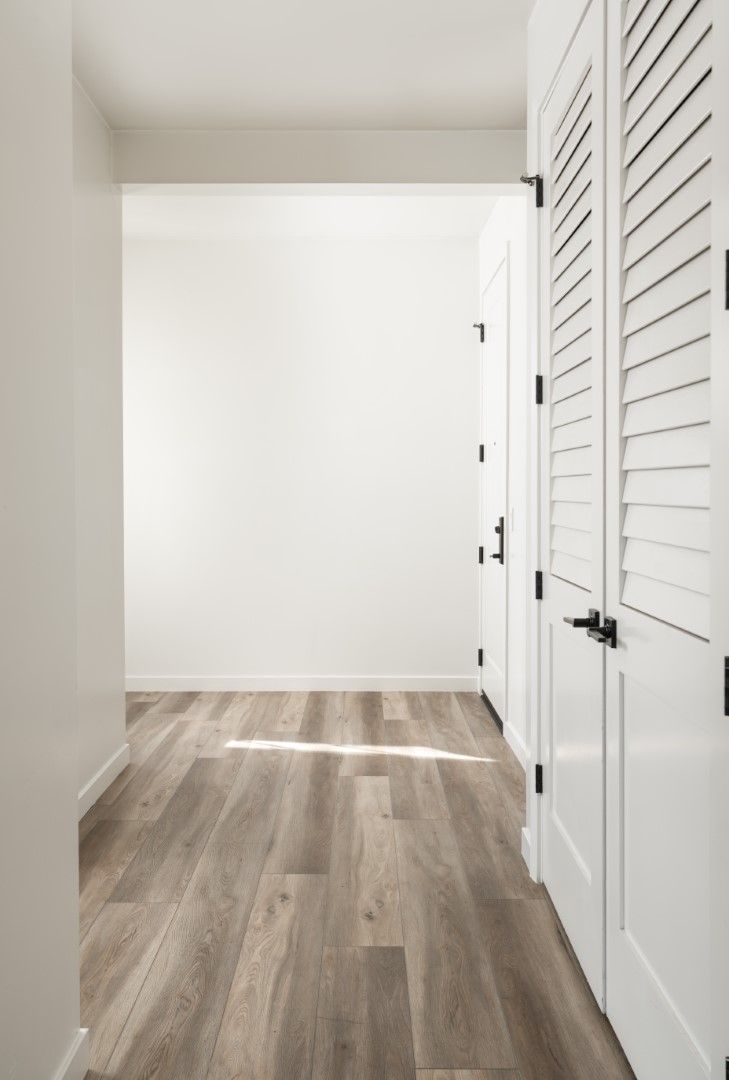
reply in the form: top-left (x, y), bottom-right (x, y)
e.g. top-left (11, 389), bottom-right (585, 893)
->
top-left (224, 738), bottom-right (494, 763)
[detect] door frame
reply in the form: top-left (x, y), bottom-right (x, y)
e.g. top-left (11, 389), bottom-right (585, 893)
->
top-left (478, 243), bottom-right (511, 727)
top-left (710, 2), bottom-right (729, 1074)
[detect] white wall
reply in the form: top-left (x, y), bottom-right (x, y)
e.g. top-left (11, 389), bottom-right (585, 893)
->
top-left (123, 196), bottom-right (483, 689)
top-left (479, 197), bottom-right (529, 764)
top-left (73, 80), bottom-right (128, 815)
top-left (0, 3), bottom-right (88, 1078)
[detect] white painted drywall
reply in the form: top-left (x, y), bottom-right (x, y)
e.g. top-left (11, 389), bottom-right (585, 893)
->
top-left (73, 79), bottom-right (128, 815)
top-left (123, 195), bottom-right (484, 689)
top-left (0, 3), bottom-right (88, 1078)
top-left (112, 128), bottom-right (526, 185)
top-left (479, 197), bottom-right (529, 764)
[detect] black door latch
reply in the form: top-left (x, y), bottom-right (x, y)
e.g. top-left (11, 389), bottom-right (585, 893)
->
top-left (587, 616), bottom-right (617, 648)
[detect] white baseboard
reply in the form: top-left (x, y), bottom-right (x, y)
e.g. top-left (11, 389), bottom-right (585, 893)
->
top-left (78, 742), bottom-right (130, 819)
top-left (125, 675), bottom-right (479, 692)
top-left (52, 1028), bottom-right (89, 1080)
top-left (503, 719), bottom-right (528, 769)
top-left (521, 826), bottom-right (532, 870)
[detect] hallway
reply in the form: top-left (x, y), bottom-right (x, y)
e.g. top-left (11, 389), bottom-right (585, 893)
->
top-left (79, 691), bottom-right (632, 1079)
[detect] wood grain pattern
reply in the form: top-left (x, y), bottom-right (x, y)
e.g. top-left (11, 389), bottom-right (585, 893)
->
top-left (198, 692), bottom-right (257, 757)
top-left (438, 757), bottom-right (541, 900)
top-left (152, 690), bottom-right (200, 714)
top-left (417, 1072), bottom-right (521, 1079)
top-left (418, 693), bottom-right (481, 757)
top-left (478, 899), bottom-right (635, 1080)
top-left (101, 709), bottom-right (179, 804)
top-left (326, 777), bottom-right (402, 947)
top-left (80, 693), bottom-right (631, 1078)
top-left (387, 719), bottom-right (450, 821)
top-left (79, 819), bottom-right (153, 939)
top-left (104, 742), bottom-right (293, 1079)
top-left (101, 716), bottom-right (213, 820)
top-left (341, 691), bottom-right (388, 776)
top-left (455, 692), bottom-right (503, 741)
top-left (273, 690), bottom-right (309, 731)
top-left (263, 731), bottom-right (342, 874)
top-left (313, 946), bottom-right (415, 1079)
top-left (394, 818), bottom-right (514, 1069)
top-left (208, 874), bottom-right (327, 1080)
top-left (298, 690), bottom-right (344, 743)
top-left (183, 691), bottom-right (235, 723)
top-left (111, 757), bottom-right (239, 902)
top-left (81, 901), bottom-right (177, 1075)
top-left (383, 691), bottom-right (423, 722)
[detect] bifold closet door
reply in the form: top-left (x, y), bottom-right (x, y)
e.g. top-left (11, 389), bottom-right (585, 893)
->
top-left (604, 0), bottom-right (713, 1076)
top-left (538, 0), bottom-right (606, 1006)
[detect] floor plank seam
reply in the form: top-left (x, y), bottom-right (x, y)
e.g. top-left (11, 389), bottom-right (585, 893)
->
top-left (202, 735), bottom-right (296, 1079)
top-left (90, 897), bottom-right (181, 1075)
top-left (390, 818), bottom-right (420, 1074)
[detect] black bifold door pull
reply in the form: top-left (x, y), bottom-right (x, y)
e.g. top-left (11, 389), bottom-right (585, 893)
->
top-left (490, 516), bottom-right (505, 564)
top-left (563, 609), bottom-right (600, 629)
top-left (587, 616), bottom-right (617, 648)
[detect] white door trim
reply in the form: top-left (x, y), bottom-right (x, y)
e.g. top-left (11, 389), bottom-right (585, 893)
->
top-left (710, 2), bottom-right (729, 1075)
top-left (479, 245), bottom-right (510, 727)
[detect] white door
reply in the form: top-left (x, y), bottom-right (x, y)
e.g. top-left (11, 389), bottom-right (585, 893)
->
top-left (479, 258), bottom-right (509, 722)
top-left (537, 0), bottom-right (606, 1005)
top-left (604, 2), bottom-right (714, 1076)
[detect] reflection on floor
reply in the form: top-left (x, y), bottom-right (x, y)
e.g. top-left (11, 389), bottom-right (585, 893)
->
top-left (79, 691), bottom-right (634, 1079)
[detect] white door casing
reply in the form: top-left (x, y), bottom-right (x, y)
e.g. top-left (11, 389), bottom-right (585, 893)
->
top-left (480, 255), bottom-right (509, 722)
top-left (537, 0), bottom-right (606, 1007)
top-left (605, 1), bottom-right (713, 1076)
top-left (710, 3), bottom-right (729, 1076)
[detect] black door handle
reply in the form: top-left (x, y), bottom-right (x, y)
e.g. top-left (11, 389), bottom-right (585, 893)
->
top-left (587, 616), bottom-right (617, 648)
top-left (563, 609), bottom-right (600, 629)
top-left (490, 516), bottom-right (504, 564)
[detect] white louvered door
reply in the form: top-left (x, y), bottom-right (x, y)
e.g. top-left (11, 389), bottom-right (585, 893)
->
top-left (538, 0), bottom-right (606, 1006)
top-left (604, 1), bottom-right (713, 1076)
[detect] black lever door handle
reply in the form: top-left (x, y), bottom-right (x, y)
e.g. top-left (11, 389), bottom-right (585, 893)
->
top-left (587, 616), bottom-right (617, 648)
top-left (490, 515), bottom-right (505, 565)
top-left (563, 609), bottom-right (600, 629)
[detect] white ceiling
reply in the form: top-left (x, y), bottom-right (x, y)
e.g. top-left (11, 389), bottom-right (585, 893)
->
top-left (73, 0), bottom-right (533, 131)
top-left (123, 190), bottom-right (499, 240)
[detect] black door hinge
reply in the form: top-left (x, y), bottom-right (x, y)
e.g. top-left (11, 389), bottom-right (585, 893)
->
top-left (725, 1056), bottom-right (728, 1080)
top-left (479, 443), bottom-right (484, 462)
top-left (535, 374), bottom-right (544, 404)
top-left (725, 251), bottom-right (729, 310)
top-left (478, 545), bottom-right (484, 564)
top-left (478, 647), bottom-right (483, 668)
top-left (724, 657), bottom-right (729, 716)
top-left (535, 764), bottom-right (543, 794)
top-left (520, 173), bottom-right (544, 208)
top-left (473, 322), bottom-right (485, 342)
top-left (535, 570), bottom-right (543, 600)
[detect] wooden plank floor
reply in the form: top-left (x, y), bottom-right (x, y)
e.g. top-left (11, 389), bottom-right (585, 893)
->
top-left (79, 691), bottom-right (634, 1079)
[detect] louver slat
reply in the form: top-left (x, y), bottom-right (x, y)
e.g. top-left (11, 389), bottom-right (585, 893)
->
top-left (624, 0), bottom-right (710, 133)
top-left (549, 66), bottom-right (593, 591)
top-left (622, 504), bottom-right (709, 552)
top-left (623, 207), bottom-right (710, 303)
top-left (620, 0), bottom-right (711, 639)
top-left (624, 0), bottom-right (700, 100)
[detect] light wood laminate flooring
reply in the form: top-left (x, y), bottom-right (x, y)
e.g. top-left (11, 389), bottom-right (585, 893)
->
top-left (79, 691), bottom-right (634, 1079)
